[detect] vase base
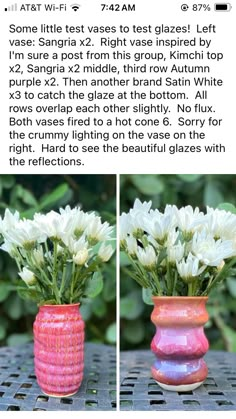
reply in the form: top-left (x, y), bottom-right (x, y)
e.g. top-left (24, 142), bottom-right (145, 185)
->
top-left (155, 380), bottom-right (204, 392)
top-left (42, 390), bottom-right (78, 398)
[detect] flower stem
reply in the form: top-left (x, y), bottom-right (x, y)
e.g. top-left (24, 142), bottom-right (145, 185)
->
top-left (70, 261), bottom-right (76, 303)
top-left (152, 270), bottom-right (162, 296)
top-left (59, 263), bottom-right (67, 298)
top-left (52, 241), bottom-right (61, 304)
top-left (188, 282), bottom-right (193, 296)
top-left (202, 256), bottom-right (236, 295)
top-left (172, 270), bottom-right (178, 296)
top-left (166, 263), bottom-right (172, 295)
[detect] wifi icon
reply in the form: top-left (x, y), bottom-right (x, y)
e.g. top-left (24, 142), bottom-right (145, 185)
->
top-left (71, 4), bottom-right (80, 11)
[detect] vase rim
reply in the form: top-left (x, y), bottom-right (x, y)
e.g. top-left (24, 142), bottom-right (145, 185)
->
top-left (152, 296), bottom-right (208, 301)
top-left (40, 303), bottom-right (80, 308)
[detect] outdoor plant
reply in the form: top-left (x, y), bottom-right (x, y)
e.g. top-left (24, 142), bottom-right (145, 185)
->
top-left (0, 205), bottom-right (114, 305)
top-left (120, 199), bottom-right (236, 297)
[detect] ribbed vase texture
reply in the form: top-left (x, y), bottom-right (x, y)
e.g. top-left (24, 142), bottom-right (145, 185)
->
top-left (34, 304), bottom-right (84, 397)
top-left (151, 297), bottom-right (209, 389)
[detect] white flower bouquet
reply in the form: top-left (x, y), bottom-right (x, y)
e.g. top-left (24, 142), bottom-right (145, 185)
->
top-left (120, 199), bottom-right (236, 296)
top-left (0, 206), bottom-right (114, 305)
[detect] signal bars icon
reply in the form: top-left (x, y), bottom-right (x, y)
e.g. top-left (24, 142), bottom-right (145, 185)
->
top-left (71, 4), bottom-right (80, 11)
top-left (5, 3), bottom-right (17, 11)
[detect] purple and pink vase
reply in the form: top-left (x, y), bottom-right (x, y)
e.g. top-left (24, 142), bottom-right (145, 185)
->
top-left (151, 297), bottom-right (209, 391)
top-left (34, 304), bottom-right (85, 397)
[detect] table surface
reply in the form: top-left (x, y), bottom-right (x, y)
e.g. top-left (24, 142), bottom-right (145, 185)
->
top-left (120, 349), bottom-right (236, 411)
top-left (0, 342), bottom-right (116, 411)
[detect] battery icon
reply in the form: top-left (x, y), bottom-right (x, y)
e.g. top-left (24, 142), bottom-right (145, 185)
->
top-left (214, 3), bottom-right (232, 11)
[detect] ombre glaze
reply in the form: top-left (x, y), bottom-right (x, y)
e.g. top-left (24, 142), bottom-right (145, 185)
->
top-left (151, 297), bottom-right (209, 390)
top-left (34, 304), bottom-right (84, 397)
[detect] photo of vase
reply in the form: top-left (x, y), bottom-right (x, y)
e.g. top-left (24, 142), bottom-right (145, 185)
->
top-left (151, 296), bottom-right (209, 391)
top-left (34, 304), bottom-right (85, 397)
top-left (120, 174), bottom-right (236, 411)
top-left (0, 174), bottom-right (116, 411)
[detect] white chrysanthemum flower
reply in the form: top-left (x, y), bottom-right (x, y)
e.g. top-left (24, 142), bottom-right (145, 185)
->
top-left (59, 205), bottom-right (80, 217)
top-left (145, 213), bottom-right (174, 244)
top-left (98, 243), bottom-right (114, 262)
top-left (0, 240), bottom-right (17, 257)
top-left (206, 207), bottom-right (236, 240)
top-left (121, 212), bottom-right (147, 237)
top-left (120, 201), bottom-right (149, 241)
top-left (136, 245), bottom-right (157, 268)
top-left (125, 236), bottom-right (138, 256)
top-left (73, 248), bottom-right (89, 265)
top-left (167, 241), bottom-right (185, 264)
top-left (146, 235), bottom-right (160, 250)
top-left (166, 229), bottom-right (180, 247)
top-left (176, 253), bottom-right (206, 281)
top-left (191, 230), bottom-right (235, 266)
top-left (34, 210), bottom-right (68, 241)
top-left (0, 208), bottom-right (20, 235)
top-left (60, 205), bottom-right (96, 238)
top-left (174, 205), bottom-right (205, 235)
top-left (149, 205), bottom-right (176, 221)
top-left (120, 213), bottom-right (131, 241)
top-left (32, 246), bottom-right (44, 266)
top-left (19, 267), bottom-right (36, 286)
top-left (4, 219), bottom-right (46, 249)
top-left (56, 244), bottom-right (64, 255)
top-left (85, 217), bottom-right (113, 243)
top-left (65, 236), bottom-right (88, 255)
top-left (130, 198), bottom-right (152, 214)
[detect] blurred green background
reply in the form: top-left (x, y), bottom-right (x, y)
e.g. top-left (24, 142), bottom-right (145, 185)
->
top-left (0, 174), bottom-right (116, 347)
top-left (120, 174), bottom-right (236, 352)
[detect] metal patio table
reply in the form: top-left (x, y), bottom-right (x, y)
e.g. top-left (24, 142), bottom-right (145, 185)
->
top-left (0, 342), bottom-right (116, 411)
top-left (120, 349), bottom-right (236, 411)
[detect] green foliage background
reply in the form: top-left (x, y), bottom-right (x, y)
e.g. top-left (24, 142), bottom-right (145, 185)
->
top-left (0, 175), bottom-right (116, 347)
top-left (120, 174), bottom-right (236, 351)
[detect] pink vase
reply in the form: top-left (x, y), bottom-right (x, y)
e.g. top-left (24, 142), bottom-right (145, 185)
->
top-left (151, 297), bottom-right (209, 392)
top-left (34, 304), bottom-right (85, 397)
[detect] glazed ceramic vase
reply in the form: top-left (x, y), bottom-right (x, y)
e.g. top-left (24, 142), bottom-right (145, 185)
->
top-left (151, 296), bottom-right (209, 392)
top-left (34, 304), bottom-right (85, 397)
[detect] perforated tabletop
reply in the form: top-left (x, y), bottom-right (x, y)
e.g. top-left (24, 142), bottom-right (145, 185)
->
top-left (0, 342), bottom-right (116, 411)
top-left (120, 350), bottom-right (236, 411)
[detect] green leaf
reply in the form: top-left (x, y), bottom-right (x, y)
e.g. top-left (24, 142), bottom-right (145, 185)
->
top-left (157, 248), bottom-right (167, 265)
top-left (102, 277), bottom-right (116, 302)
top-left (105, 323), bottom-right (116, 344)
top-left (217, 203), bottom-right (236, 214)
top-left (177, 174), bottom-right (202, 182)
top-left (130, 175), bottom-right (164, 195)
top-left (0, 283), bottom-right (12, 302)
top-left (7, 333), bottom-right (32, 347)
top-left (142, 288), bottom-right (154, 305)
top-left (84, 272), bottom-right (103, 298)
top-left (17, 285), bottom-right (41, 303)
top-left (80, 300), bottom-right (92, 320)
top-left (204, 181), bottom-right (224, 207)
top-left (2, 175), bottom-right (15, 189)
top-left (226, 277), bottom-right (236, 298)
top-left (12, 185), bottom-right (38, 207)
top-left (24, 301), bottom-right (38, 315)
top-left (5, 294), bottom-right (24, 320)
top-left (92, 296), bottom-right (107, 318)
top-left (120, 252), bottom-right (131, 267)
top-left (222, 326), bottom-right (236, 352)
top-left (123, 319), bottom-right (145, 344)
top-left (120, 291), bottom-right (144, 319)
top-left (39, 183), bottom-right (70, 210)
